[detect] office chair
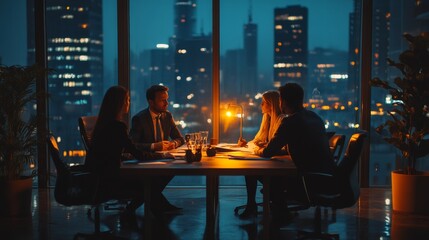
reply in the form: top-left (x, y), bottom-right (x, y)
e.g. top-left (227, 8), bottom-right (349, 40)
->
top-left (47, 134), bottom-right (125, 239)
top-left (296, 132), bottom-right (367, 239)
top-left (233, 133), bottom-right (345, 216)
top-left (78, 116), bottom-right (128, 212)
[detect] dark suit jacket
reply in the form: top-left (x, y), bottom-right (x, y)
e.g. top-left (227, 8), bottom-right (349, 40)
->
top-left (130, 108), bottom-right (185, 151)
top-left (260, 109), bottom-right (335, 174)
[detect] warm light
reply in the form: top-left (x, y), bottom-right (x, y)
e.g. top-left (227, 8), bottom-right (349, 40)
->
top-left (227, 104), bottom-right (244, 139)
top-left (226, 111), bottom-right (232, 117)
top-left (30, 163), bottom-right (35, 169)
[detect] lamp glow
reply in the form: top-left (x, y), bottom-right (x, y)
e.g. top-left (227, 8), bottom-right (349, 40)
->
top-left (227, 104), bottom-right (244, 139)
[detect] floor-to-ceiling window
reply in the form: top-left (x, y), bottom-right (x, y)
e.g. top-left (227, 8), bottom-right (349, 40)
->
top-left (369, 0), bottom-right (429, 186)
top-left (130, 0), bottom-right (213, 186)
top-left (219, 0), bottom-right (358, 185)
top-left (7, 1), bottom-right (423, 188)
top-left (24, 0), bottom-right (118, 185)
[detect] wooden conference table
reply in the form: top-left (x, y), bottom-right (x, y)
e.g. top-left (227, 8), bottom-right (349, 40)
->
top-left (120, 145), bottom-right (297, 239)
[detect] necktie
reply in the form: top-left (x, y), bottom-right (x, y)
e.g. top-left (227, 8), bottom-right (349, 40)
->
top-left (155, 115), bottom-right (162, 142)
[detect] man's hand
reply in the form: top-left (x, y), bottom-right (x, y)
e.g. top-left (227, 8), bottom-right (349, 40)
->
top-left (154, 141), bottom-right (176, 151)
top-left (153, 141), bottom-right (171, 151)
top-left (166, 141), bottom-right (176, 150)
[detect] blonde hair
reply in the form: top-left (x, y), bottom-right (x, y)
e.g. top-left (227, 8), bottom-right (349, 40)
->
top-left (253, 90), bottom-right (284, 143)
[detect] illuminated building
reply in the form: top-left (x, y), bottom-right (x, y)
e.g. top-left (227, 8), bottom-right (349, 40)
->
top-left (273, 5), bottom-right (308, 93)
top-left (27, 0), bottom-right (103, 163)
top-left (172, 0), bottom-right (212, 105)
top-left (222, 5), bottom-right (258, 100)
top-left (242, 7), bottom-right (258, 97)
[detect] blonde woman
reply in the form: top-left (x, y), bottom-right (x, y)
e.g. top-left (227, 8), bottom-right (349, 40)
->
top-left (237, 90), bottom-right (286, 218)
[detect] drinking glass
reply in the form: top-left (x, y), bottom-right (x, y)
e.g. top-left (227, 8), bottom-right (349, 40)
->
top-left (200, 130), bottom-right (209, 150)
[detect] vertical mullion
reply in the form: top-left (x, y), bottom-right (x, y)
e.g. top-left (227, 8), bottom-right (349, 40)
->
top-left (117, 0), bottom-right (130, 124)
top-left (360, 0), bottom-right (372, 187)
top-left (35, 0), bottom-right (48, 188)
top-left (212, 0), bottom-right (220, 141)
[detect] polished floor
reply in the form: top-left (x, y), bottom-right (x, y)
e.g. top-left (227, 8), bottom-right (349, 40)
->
top-left (1, 186), bottom-right (429, 240)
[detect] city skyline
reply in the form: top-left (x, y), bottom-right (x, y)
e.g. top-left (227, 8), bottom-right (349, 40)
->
top-left (1, 0), bottom-right (353, 73)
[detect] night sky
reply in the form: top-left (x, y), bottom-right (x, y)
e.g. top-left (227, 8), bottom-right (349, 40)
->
top-left (1, 0), bottom-right (352, 74)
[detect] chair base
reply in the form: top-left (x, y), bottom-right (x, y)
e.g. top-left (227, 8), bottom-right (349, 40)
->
top-left (296, 206), bottom-right (338, 240)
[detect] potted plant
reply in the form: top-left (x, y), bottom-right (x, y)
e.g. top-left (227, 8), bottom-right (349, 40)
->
top-left (370, 32), bottom-right (429, 214)
top-left (0, 64), bottom-right (48, 216)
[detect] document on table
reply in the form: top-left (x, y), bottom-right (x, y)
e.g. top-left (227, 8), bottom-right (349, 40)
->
top-left (216, 142), bottom-right (257, 153)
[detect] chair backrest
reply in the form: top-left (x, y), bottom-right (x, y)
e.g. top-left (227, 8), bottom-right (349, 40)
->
top-left (335, 132), bottom-right (367, 208)
top-left (329, 134), bottom-right (346, 163)
top-left (47, 134), bottom-right (97, 206)
top-left (78, 116), bottom-right (98, 151)
top-left (47, 134), bottom-right (70, 176)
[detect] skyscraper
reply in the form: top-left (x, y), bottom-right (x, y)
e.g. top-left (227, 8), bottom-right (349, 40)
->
top-left (172, 0), bottom-right (212, 105)
top-left (222, 3), bottom-right (258, 100)
top-left (273, 5), bottom-right (308, 93)
top-left (27, 0), bottom-right (103, 163)
top-left (174, 0), bottom-right (197, 39)
top-left (347, 0), bottom-right (361, 104)
top-left (242, 7), bottom-right (258, 97)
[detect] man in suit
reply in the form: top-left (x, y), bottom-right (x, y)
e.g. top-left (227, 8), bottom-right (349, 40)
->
top-left (130, 84), bottom-right (185, 214)
top-left (130, 85), bottom-right (185, 151)
top-left (254, 83), bottom-right (335, 223)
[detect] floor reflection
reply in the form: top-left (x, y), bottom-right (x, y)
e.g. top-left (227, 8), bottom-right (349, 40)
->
top-left (1, 188), bottom-right (429, 239)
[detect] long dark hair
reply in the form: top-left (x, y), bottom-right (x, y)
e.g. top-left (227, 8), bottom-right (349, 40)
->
top-left (92, 86), bottom-right (128, 138)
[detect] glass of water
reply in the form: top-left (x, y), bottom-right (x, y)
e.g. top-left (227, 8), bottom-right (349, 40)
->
top-left (200, 130), bottom-right (209, 150)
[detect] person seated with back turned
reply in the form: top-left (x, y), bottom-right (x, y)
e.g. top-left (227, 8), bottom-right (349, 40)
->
top-left (130, 84), bottom-right (185, 152)
top-left (253, 83), bottom-right (335, 223)
top-left (85, 86), bottom-right (179, 218)
top-left (236, 90), bottom-right (286, 219)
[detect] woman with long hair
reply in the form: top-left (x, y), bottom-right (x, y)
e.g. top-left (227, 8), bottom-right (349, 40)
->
top-left (237, 90), bottom-right (286, 218)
